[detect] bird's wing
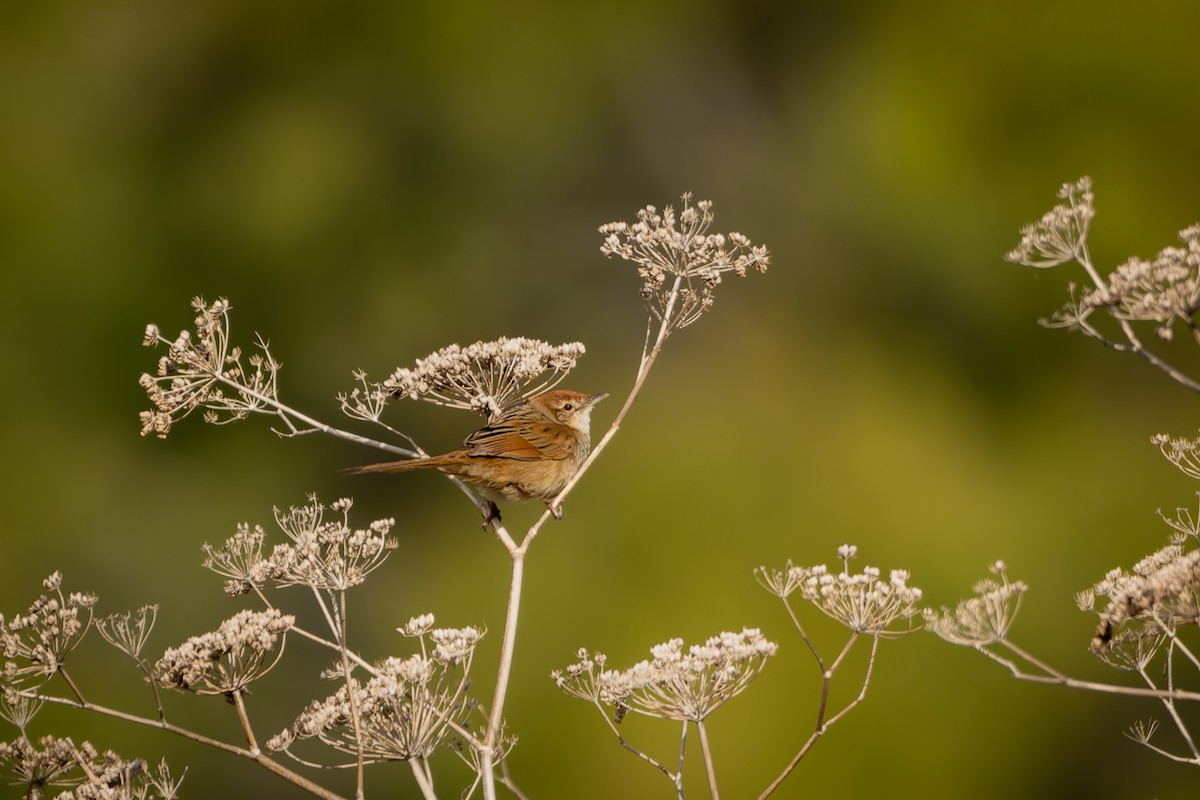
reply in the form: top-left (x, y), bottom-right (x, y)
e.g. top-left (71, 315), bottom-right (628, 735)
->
top-left (464, 421), bottom-right (573, 461)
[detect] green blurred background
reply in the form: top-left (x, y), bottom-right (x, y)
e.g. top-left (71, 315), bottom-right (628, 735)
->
top-left (4, 1), bottom-right (1200, 797)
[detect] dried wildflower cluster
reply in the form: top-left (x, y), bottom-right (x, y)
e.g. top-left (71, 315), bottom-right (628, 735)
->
top-left (1007, 177), bottom-right (1200, 348)
top-left (378, 337), bottom-right (586, 420)
top-left (0, 736), bottom-right (182, 800)
top-left (757, 545), bottom-right (923, 636)
top-left (924, 561), bottom-right (1027, 646)
top-left (203, 495), bottom-right (397, 595)
top-left (1078, 545), bottom-right (1200, 649)
top-left (268, 615), bottom-right (484, 763)
top-left (1080, 225), bottom-right (1200, 338)
top-left (0, 573), bottom-right (96, 688)
top-left (139, 297), bottom-right (279, 438)
top-left (600, 193), bottom-right (770, 332)
top-left (1153, 433), bottom-right (1200, 482)
top-left (95, 606), bottom-right (158, 661)
top-left (553, 628), bottom-right (777, 722)
top-left (154, 608), bottom-right (293, 694)
top-left (1006, 177), bottom-right (1096, 269)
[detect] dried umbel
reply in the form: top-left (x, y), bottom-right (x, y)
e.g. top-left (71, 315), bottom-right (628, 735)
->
top-left (154, 608), bottom-right (294, 695)
top-left (0, 573), bottom-right (97, 688)
top-left (758, 545), bottom-right (924, 636)
top-left (600, 193), bottom-right (770, 333)
top-left (268, 616), bottom-right (483, 763)
top-left (202, 495), bottom-right (397, 595)
top-left (924, 561), bottom-right (1027, 646)
top-left (0, 736), bottom-right (182, 800)
top-left (379, 337), bottom-right (586, 420)
top-left (1006, 177), bottom-right (1095, 269)
top-left (139, 297), bottom-right (280, 438)
top-left (553, 628), bottom-right (777, 722)
top-left (1081, 224), bottom-right (1200, 339)
top-left (1079, 545), bottom-right (1200, 649)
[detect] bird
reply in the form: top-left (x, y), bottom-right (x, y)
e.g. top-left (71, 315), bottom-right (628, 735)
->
top-left (344, 389), bottom-right (608, 523)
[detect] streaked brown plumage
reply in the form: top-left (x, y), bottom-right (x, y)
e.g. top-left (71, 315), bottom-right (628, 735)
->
top-left (345, 389), bottom-right (608, 521)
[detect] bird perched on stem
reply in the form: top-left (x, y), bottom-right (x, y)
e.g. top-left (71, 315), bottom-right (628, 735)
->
top-left (345, 389), bottom-right (608, 523)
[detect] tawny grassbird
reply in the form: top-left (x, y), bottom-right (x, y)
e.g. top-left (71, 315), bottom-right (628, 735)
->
top-left (345, 389), bottom-right (608, 521)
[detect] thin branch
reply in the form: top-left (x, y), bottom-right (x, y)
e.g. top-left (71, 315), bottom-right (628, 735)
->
top-left (18, 689), bottom-right (348, 800)
top-left (522, 275), bottom-right (683, 549)
top-left (588, 699), bottom-right (682, 794)
top-left (230, 689), bottom-right (260, 752)
top-left (758, 635), bottom-right (879, 800)
top-left (337, 591), bottom-right (366, 800)
top-left (1073, 246), bottom-right (1200, 395)
top-left (409, 757), bottom-right (438, 800)
top-left (975, 638), bottom-right (1200, 702)
top-left (696, 719), bottom-right (720, 800)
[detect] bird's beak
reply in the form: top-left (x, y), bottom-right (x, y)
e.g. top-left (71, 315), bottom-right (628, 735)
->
top-left (585, 392), bottom-right (609, 408)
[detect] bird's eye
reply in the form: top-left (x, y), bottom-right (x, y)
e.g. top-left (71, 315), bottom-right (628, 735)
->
top-left (562, 403), bottom-right (574, 410)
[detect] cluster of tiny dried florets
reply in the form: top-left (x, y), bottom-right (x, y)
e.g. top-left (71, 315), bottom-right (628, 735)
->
top-left (376, 337), bottom-right (586, 420)
top-left (1078, 545), bottom-right (1200, 649)
top-left (553, 628), bottom-right (777, 722)
top-left (0, 572), bottom-right (97, 688)
top-left (599, 193), bottom-right (770, 332)
top-left (139, 297), bottom-right (279, 438)
top-left (1007, 177), bottom-right (1200, 342)
top-left (1152, 433), bottom-right (1200, 482)
top-left (267, 614), bottom-right (483, 763)
top-left (1006, 177), bottom-right (1095, 269)
top-left (203, 495), bottom-right (397, 596)
top-left (95, 605), bottom-right (158, 662)
top-left (1081, 224), bottom-right (1200, 339)
top-left (0, 735), bottom-right (182, 800)
top-left (154, 608), bottom-right (294, 695)
top-left (757, 545), bottom-right (924, 636)
top-left (923, 561), bottom-right (1027, 647)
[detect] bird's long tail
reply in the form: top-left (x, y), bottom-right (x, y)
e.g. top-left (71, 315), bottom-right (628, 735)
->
top-left (341, 456), bottom-right (451, 475)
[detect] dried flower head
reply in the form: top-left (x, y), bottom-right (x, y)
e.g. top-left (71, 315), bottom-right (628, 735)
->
top-left (0, 737), bottom-right (180, 800)
top-left (1158, 492), bottom-right (1200, 544)
top-left (1006, 177), bottom-right (1095, 268)
top-left (266, 496), bottom-right (397, 591)
top-left (95, 605), bottom-right (158, 661)
top-left (382, 337), bottom-right (586, 419)
top-left (139, 296), bottom-right (280, 438)
top-left (268, 621), bottom-right (482, 762)
top-left (1152, 432), bottom-right (1200, 481)
top-left (203, 523), bottom-right (271, 596)
top-left (0, 735), bottom-right (86, 797)
top-left (338, 369), bottom-right (393, 425)
top-left (1093, 628), bottom-right (1167, 672)
top-left (779, 547), bottom-right (924, 636)
top-left (599, 193), bottom-right (769, 333)
top-left (154, 608), bottom-right (293, 694)
top-left (754, 559), bottom-right (806, 599)
top-left (553, 628), bottom-right (777, 722)
top-left (924, 561), bottom-right (1026, 646)
top-left (0, 573), bottom-right (97, 688)
top-left (1081, 545), bottom-right (1200, 649)
top-left (0, 689), bottom-right (43, 733)
top-left (1080, 225), bottom-right (1200, 339)
top-left (203, 496), bottom-right (397, 594)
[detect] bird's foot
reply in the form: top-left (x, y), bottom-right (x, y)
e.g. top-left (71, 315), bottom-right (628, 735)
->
top-left (546, 501), bottom-right (565, 520)
top-left (480, 501), bottom-right (502, 529)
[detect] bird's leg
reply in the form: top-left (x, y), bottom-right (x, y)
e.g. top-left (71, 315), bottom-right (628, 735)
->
top-left (545, 501), bottom-right (564, 520)
top-left (480, 501), bottom-right (503, 529)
